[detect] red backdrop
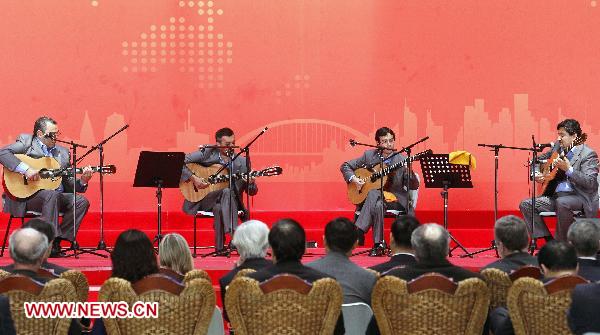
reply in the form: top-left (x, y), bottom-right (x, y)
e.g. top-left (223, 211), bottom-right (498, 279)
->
top-left (1, 0), bottom-right (599, 213)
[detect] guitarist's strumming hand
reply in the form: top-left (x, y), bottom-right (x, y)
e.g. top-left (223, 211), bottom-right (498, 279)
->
top-left (554, 156), bottom-right (572, 172)
top-left (191, 175), bottom-right (210, 190)
top-left (24, 168), bottom-right (40, 181)
top-left (534, 172), bottom-right (545, 184)
top-left (351, 175), bottom-right (365, 191)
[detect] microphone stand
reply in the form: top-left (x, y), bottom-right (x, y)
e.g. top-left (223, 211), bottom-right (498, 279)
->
top-left (53, 138), bottom-right (102, 258)
top-left (461, 143), bottom-right (506, 258)
top-left (399, 137), bottom-right (429, 212)
top-left (76, 124), bottom-right (129, 255)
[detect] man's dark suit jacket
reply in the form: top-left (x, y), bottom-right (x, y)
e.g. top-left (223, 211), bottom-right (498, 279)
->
top-left (369, 253), bottom-right (417, 274)
top-left (1, 262), bottom-right (69, 276)
top-left (482, 251), bottom-right (538, 273)
top-left (247, 259), bottom-right (344, 335)
top-left (219, 257), bottom-right (271, 321)
top-left (576, 257), bottom-right (600, 282)
top-left (385, 259), bottom-right (482, 282)
top-left (568, 282), bottom-right (600, 335)
top-left (0, 295), bottom-right (16, 335)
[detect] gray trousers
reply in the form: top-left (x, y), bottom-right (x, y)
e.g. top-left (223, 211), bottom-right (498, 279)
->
top-left (519, 193), bottom-right (584, 241)
top-left (25, 189), bottom-right (90, 241)
top-left (185, 188), bottom-right (239, 250)
top-left (355, 189), bottom-right (403, 244)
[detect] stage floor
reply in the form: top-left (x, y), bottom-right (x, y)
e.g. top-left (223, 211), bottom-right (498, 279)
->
top-left (0, 247), bottom-right (501, 305)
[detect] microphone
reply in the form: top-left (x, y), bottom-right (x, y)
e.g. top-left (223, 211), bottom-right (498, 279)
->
top-left (535, 142), bottom-right (554, 149)
top-left (199, 145), bottom-right (207, 152)
top-left (349, 139), bottom-right (356, 147)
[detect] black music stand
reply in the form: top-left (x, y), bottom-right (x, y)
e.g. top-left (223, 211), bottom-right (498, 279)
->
top-left (420, 154), bottom-right (473, 257)
top-left (133, 151), bottom-right (185, 249)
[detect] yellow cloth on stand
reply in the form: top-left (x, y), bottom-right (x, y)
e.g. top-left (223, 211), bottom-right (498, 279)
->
top-left (449, 151), bottom-right (476, 169)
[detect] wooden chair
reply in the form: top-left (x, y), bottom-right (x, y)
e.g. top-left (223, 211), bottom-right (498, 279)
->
top-left (481, 266), bottom-right (542, 310)
top-left (371, 273), bottom-right (490, 335)
top-left (0, 275), bottom-right (77, 334)
top-left (225, 274), bottom-right (343, 335)
top-left (98, 273), bottom-right (215, 335)
top-left (507, 275), bottom-right (588, 335)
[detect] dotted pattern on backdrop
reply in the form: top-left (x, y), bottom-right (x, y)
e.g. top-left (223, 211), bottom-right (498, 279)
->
top-left (120, 0), bottom-right (232, 89)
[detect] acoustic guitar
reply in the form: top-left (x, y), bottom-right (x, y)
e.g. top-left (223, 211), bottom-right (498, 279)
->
top-left (347, 149), bottom-right (432, 205)
top-left (180, 164), bottom-right (283, 202)
top-left (2, 154), bottom-right (116, 199)
top-left (538, 134), bottom-right (587, 196)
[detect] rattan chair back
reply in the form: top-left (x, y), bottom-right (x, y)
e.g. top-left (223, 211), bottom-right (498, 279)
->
top-left (507, 275), bottom-right (587, 335)
top-left (98, 273), bottom-right (215, 335)
top-left (481, 266), bottom-right (541, 310)
top-left (372, 273), bottom-right (490, 335)
top-left (0, 275), bottom-right (77, 335)
top-left (225, 274), bottom-right (343, 335)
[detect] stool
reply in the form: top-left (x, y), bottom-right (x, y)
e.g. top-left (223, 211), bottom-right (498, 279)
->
top-left (1, 211), bottom-right (43, 257)
top-left (192, 210), bottom-right (244, 258)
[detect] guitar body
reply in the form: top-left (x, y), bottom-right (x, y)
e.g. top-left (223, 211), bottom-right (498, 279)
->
top-left (347, 166), bottom-right (389, 205)
top-left (538, 151), bottom-right (562, 196)
top-left (2, 154), bottom-right (62, 199)
top-left (180, 163), bottom-right (229, 202)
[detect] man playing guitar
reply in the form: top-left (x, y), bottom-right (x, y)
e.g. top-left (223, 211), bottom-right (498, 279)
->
top-left (340, 127), bottom-right (419, 256)
top-left (181, 127), bottom-right (257, 254)
top-left (519, 119), bottom-right (599, 242)
top-left (0, 116), bottom-right (94, 256)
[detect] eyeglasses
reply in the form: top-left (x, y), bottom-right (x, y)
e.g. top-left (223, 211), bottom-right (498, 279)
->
top-left (378, 139), bottom-right (395, 145)
top-left (44, 132), bottom-right (61, 140)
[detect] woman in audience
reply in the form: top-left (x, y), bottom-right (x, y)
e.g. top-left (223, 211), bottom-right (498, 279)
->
top-left (91, 229), bottom-right (159, 335)
top-left (159, 233), bottom-right (194, 281)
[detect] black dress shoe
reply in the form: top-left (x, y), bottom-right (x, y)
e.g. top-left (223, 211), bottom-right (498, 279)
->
top-left (368, 243), bottom-right (386, 257)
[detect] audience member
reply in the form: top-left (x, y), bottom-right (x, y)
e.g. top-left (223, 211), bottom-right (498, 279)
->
top-left (567, 219), bottom-right (600, 281)
top-left (483, 215), bottom-right (537, 273)
top-left (308, 217), bottom-right (377, 304)
top-left (490, 241), bottom-right (579, 335)
top-left (219, 220), bottom-right (271, 321)
top-left (0, 295), bottom-right (16, 335)
top-left (385, 223), bottom-right (482, 282)
top-left (91, 229), bottom-right (158, 335)
top-left (247, 218), bottom-right (344, 335)
top-left (159, 233), bottom-right (194, 281)
top-left (1, 218), bottom-right (68, 275)
top-left (567, 282), bottom-right (600, 335)
top-left (369, 215), bottom-right (419, 274)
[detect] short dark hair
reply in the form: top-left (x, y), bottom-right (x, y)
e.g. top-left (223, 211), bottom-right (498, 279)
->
top-left (537, 240), bottom-right (577, 272)
top-left (269, 218), bottom-right (305, 262)
top-left (33, 116), bottom-right (57, 136)
top-left (215, 127), bottom-right (234, 141)
top-left (567, 219), bottom-right (600, 257)
top-left (23, 218), bottom-right (56, 243)
top-left (391, 215), bottom-right (420, 249)
top-left (557, 119), bottom-right (582, 137)
top-left (411, 224), bottom-right (449, 263)
top-left (324, 217), bottom-right (357, 253)
top-left (494, 215), bottom-right (529, 252)
top-left (374, 127), bottom-right (395, 143)
top-left (111, 229), bottom-right (158, 283)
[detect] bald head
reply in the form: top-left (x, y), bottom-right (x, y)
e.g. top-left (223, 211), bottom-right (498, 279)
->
top-left (9, 228), bottom-right (48, 266)
top-left (411, 223), bottom-right (450, 263)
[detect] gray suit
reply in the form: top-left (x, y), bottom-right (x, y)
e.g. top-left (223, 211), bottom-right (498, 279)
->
top-left (181, 147), bottom-right (257, 250)
top-left (341, 149), bottom-right (419, 243)
top-left (307, 251), bottom-right (378, 305)
top-left (0, 134), bottom-right (89, 240)
top-left (519, 143), bottom-right (599, 240)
